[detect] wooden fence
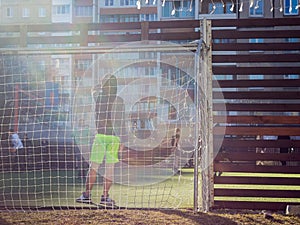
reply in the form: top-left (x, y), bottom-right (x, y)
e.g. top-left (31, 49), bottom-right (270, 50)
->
top-left (0, 20), bottom-right (200, 48)
top-left (1, 18), bottom-right (300, 211)
top-left (211, 18), bottom-right (300, 211)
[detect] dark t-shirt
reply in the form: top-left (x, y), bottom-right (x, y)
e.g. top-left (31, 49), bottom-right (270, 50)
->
top-left (171, 134), bottom-right (180, 147)
top-left (95, 95), bottom-right (126, 137)
top-left (95, 93), bottom-right (116, 135)
top-left (94, 75), bottom-right (125, 137)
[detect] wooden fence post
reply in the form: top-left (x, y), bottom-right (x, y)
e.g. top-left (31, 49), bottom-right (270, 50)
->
top-left (19, 25), bottom-right (27, 48)
top-left (141, 21), bottom-right (149, 41)
top-left (198, 18), bottom-right (214, 212)
top-left (80, 24), bottom-right (89, 46)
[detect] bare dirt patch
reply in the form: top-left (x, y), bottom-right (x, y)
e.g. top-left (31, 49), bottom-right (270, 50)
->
top-left (0, 209), bottom-right (300, 225)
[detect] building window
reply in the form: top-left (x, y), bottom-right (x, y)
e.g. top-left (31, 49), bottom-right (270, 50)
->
top-left (208, 2), bottom-right (235, 14)
top-left (284, 0), bottom-right (299, 15)
top-left (100, 14), bottom-right (139, 23)
top-left (22, 8), bottom-right (30, 17)
top-left (140, 14), bottom-right (157, 21)
top-left (75, 6), bottom-right (93, 17)
top-left (6, 7), bottom-right (13, 17)
top-left (76, 59), bottom-right (92, 70)
top-left (249, 0), bottom-right (264, 17)
top-left (53, 5), bottom-right (70, 15)
top-left (105, 0), bottom-right (114, 6)
top-left (38, 7), bottom-right (46, 17)
top-left (120, 0), bottom-right (135, 6)
top-left (162, 1), bottom-right (195, 18)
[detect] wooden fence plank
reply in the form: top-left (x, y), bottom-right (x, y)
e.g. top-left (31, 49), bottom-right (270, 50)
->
top-left (214, 176), bottom-right (300, 185)
top-left (26, 23), bottom-right (84, 32)
top-left (88, 34), bottom-right (141, 43)
top-left (92, 22), bottom-right (141, 31)
top-left (214, 91), bottom-right (300, 100)
top-left (215, 152), bottom-right (300, 161)
top-left (213, 43), bottom-right (300, 51)
top-left (213, 115), bottom-right (300, 124)
top-left (149, 32), bottom-right (200, 41)
top-left (213, 103), bottom-right (300, 112)
top-left (214, 189), bottom-right (300, 198)
top-left (215, 139), bottom-right (300, 148)
top-left (213, 79), bottom-right (300, 88)
top-left (211, 18), bottom-right (300, 27)
top-left (0, 38), bottom-right (19, 47)
top-left (149, 20), bottom-right (200, 29)
top-left (214, 163), bottom-right (300, 173)
top-left (213, 54), bottom-right (300, 63)
top-left (214, 126), bottom-right (300, 136)
top-left (213, 66), bottom-right (300, 75)
top-left (213, 201), bottom-right (295, 211)
top-left (212, 29), bottom-right (300, 39)
top-left (28, 36), bottom-right (81, 44)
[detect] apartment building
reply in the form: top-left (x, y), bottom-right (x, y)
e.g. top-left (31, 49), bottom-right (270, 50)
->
top-left (238, 0), bottom-right (300, 19)
top-left (0, 0), bottom-right (51, 24)
top-left (98, 0), bottom-right (157, 23)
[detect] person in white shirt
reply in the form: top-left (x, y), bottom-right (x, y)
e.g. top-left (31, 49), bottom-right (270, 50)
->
top-left (9, 128), bottom-right (25, 170)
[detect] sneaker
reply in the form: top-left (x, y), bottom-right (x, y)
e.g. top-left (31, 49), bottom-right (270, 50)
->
top-left (76, 192), bottom-right (91, 204)
top-left (173, 167), bottom-right (180, 175)
top-left (100, 195), bottom-right (115, 206)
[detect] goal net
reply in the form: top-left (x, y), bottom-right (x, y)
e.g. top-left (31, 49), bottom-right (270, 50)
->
top-left (0, 40), bottom-right (217, 211)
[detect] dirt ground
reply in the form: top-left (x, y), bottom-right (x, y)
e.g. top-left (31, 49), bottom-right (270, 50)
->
top-left (0, 209), bottom-right (300, 225)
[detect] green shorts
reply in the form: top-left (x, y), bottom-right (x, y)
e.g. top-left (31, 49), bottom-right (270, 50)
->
top-left (90, 134), bottom-right (120, 164)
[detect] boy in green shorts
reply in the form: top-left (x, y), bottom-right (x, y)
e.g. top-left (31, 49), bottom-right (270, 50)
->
top-left (76, 74), bottom-right (124, 206)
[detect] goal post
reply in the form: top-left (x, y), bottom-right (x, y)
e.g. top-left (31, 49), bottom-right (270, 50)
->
top-left (197, 19), bottom-right (214, 212)
top-left (190, 18), bottom-right (215, 212)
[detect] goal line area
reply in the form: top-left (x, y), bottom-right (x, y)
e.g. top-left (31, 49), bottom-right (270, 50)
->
top-left (0, 41), bottom-right (216, 211)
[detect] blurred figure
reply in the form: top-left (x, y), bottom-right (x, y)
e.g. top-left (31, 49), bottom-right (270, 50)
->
top-left (8, 128), bottom-right (25, 170)
top-left (172, 128), bottom-right (181, 174)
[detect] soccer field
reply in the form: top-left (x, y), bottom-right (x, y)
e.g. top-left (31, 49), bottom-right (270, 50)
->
top-left (1, 169), bottom-right (300, 211)
top-left (0, 168), bottom-right (195, 210)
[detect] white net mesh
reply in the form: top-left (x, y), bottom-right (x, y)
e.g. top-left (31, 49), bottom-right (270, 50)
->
top-left (0, 40), bottom-right (218, 211)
